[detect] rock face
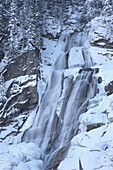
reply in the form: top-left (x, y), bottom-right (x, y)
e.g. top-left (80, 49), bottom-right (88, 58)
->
top-left (0, 0), bottom-right (41, 141)
top-left (89, 16), bottom-right (113, 48)
top-left (3, 50), bottom-right (39, 81)
top-left (105, 80), bottom-right (113, 96)
top-left (0, 49), bottom-right (39, 141)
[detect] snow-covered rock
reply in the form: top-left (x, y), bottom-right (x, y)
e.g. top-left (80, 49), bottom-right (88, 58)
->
top-left (0, 50), bottom-right (39, 142)
top-left (89, 16), bottom-right (113, 48)
top-left (58, 123), bottom-right (113, 170)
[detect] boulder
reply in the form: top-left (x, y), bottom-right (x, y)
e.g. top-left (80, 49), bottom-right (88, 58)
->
top-left (105, 80), bottom-right (113, 96)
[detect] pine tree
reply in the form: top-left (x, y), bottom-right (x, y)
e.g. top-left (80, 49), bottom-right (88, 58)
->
top-left (103, 0), bottom-right (113, 16)
top-left (8, 0), bottom-right (18, 58)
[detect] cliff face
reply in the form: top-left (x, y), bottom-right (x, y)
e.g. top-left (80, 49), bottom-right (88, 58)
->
top-left (0, 0), bottom-right (41, 141)
top-left (0, 0), bottom-right (113, 170)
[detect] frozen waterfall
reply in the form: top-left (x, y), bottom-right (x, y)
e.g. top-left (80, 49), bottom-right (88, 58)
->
top-left (22, 32), bottom-right (98, 169)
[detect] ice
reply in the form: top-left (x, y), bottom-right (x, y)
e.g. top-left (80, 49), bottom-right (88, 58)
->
top-left (14, 162), bottom-right (30, 170)
top-left (58, 123), bottom-right (113, 170)
top-left (68, 47), bottom-right (84, 68)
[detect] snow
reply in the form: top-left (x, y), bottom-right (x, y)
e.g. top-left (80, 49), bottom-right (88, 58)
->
top-left (0, 143), bottom-right (9, 154)
top-left (58, 19), bottom-right (113, 169)
top-left (4, 75), bottom-right (36, 91)
top-left (58, 123), bottom-right (113, 170)
top-left (0, 142), bottom-right (44, 170)
top-left (89, 46), bottom-right (113, 86)
top-left (56, 11), bottom-right (113, 170)
top-left (89, 16), bottom-right (113, 44)
top-left (20, 108), bottom-right (37, 134)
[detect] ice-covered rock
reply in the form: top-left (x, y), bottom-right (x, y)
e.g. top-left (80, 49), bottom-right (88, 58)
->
top-left (89, 16), bottom-right (113, 48)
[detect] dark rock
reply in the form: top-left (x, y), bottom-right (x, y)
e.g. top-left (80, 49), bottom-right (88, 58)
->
top-left (0, 48), bottom-right (39, 140)
top-left (0, 49), bottom-right (5, 62)
top-left (0, 33), bottom-right (6, 62)
top-left (79, 159), bottom-right (83, 170)
top-left (17, 85), bottom-right (38, 111)
top-left (16, 22), bottom-right (20, 27)
top-left (0, 78), bottom-right (38, 140)
top-left (105, 80), bottom-right (113, 96)
top-left (78, 68), bottom-right (93, 74)
top-left (79, 68), bottom-right (99, 74)
top-left (98, 77), bottom-right (102, 84)
top-left (95, 68), bottom-right (99, 73)
top-left (3, 49), bottom-right (39, 81)
top-left (91, 39), bottom-right (113, 49)
top-left (1, 80), bottom-right (38, 115)
top-left (87, 123), bottom-right (105, 131)
top-left (42, 32), bottom-right (61, 40)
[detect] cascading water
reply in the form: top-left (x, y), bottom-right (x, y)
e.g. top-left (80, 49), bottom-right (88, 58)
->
top-left (22, 32), bottom-right (98, 169)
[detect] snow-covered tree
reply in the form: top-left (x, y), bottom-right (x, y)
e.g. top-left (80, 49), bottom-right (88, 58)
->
top-left (103, 0), bottom-right (113, 16)
top-left (8, 0), bottom-right (19, 58)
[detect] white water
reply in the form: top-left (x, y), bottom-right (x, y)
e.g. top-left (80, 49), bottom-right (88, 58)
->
top-left (22, 32), bottom-right (98, 169)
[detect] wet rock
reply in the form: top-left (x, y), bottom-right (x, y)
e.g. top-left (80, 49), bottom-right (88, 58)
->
top-left (105, 80), bottom-right (113, 96)
top-left (78, 68), bottom-right (93, 74)
top-left (79, 68), bottom-right (99, 74)
top-left (95, 68), bottom-right (99, 73)
top-left (87, 123), bottom-right (105, 131)
top-left (98, 77), bottom-right (102, 84)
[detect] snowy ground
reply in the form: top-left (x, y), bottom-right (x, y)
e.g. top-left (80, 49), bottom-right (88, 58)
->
top-left (58, 123), bottom-right (113, 170)
top-left (0, 142), bottom-right (44, 170)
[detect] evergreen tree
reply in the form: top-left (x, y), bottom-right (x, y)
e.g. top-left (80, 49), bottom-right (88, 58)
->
top-left (103, 0), bottom-right (113, 16)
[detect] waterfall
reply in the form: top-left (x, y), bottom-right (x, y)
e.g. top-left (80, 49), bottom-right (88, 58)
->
top-left (22, 32), bottom-right (98, 170)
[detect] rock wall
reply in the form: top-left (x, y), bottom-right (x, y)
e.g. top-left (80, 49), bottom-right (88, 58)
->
top-left (0, 49), bottom-right (39, 141)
